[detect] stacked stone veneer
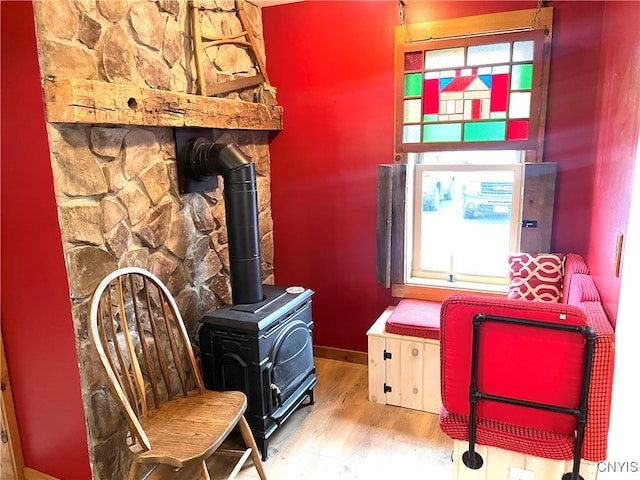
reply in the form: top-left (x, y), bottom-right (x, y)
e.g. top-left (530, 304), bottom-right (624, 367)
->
top-left (33, 0), bottom-right (266, 97)
top-left (32, 1), bottom-right (274, 478)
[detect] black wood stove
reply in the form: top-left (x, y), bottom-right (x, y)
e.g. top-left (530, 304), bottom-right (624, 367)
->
top-left (178, 139), bottom-right (316, 460)
top-left (199, 285), bottom-right (316, 460)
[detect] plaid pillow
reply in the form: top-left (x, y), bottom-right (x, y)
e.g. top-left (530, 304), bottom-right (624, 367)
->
top-left (508, 253), bottom-right (566, 302)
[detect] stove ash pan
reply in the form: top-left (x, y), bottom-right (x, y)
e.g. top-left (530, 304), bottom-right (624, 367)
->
top-left (199, 285), bottom-right (316, 460)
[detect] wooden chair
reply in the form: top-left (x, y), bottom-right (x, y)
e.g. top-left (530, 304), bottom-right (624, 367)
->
top-left (89, 267), bottom-right (267, 480)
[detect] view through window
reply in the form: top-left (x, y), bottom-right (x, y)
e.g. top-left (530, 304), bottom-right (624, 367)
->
top-left (407, 151), bottom-right (524, 288)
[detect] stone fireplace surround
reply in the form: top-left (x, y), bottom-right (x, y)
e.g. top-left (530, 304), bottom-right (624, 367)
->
top-left (32, 1), bottom-right (280, 478)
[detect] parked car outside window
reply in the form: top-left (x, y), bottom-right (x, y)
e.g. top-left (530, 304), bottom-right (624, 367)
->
top-left (421, 171), bottom-right (455, 211)
top-left (461, 172), bottom-right (513, 219)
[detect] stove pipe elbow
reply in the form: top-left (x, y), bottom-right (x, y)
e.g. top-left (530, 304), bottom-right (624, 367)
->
top-left (188, 141), bottom-right (264, 305)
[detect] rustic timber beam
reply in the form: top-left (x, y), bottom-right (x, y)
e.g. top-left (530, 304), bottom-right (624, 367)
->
top-left (42, 77), bottom-right (283, 131)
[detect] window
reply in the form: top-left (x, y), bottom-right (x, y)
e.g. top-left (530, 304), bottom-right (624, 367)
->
top-left (407, 151), bottom-right (524, 290)
top-left (378, 8), bottom-right (554, 299)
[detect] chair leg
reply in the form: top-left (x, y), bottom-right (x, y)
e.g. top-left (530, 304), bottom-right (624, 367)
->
top-left (238, 416), bottom-right (268, 480)
top-left (199, 460), bottom-right (211, 480)
top-left (128, 462), bottom-right (140, 480)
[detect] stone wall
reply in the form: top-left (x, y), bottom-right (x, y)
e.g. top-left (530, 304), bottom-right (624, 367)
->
top-left (32, 1), bottom-right (274, 478)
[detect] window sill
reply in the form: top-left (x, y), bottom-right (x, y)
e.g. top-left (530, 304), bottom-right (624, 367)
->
top-left (391, 280), bottom-right (508, 302)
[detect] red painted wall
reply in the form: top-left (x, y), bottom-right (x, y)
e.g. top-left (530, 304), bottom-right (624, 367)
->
top-left (263, 1), bottom-right (619, 352)
top-left (263, 1), bottom-right (404, 352)
top-left (586, 0), bottom-right (640, 328)
top-left (0, 1), bottom-right (92, 478)
top-left (545, 1), bottom-right (604, 255)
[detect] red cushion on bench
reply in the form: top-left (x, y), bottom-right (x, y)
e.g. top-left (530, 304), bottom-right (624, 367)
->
top-left (385, 299), bottom-right (441, 340)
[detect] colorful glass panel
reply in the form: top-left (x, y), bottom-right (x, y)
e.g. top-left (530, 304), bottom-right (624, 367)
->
top-left (403, 125), bottom-right (421, 143)
top-left (470, 99), bottom-right (481, 119)
top-left (509, 92), bottom-right (531, 118)
top-left (467, 42), bottom-right (510, 66)
top-left (423, 123), bottom-right (462, 142)
top-left (404, 73), bottom-right (422, 97)
top-left (511, 64), bottom-right (532, 90)
top-left (464, 121), bottom-right (506, 141)
top-left (402, 37), bottom-right (536, 144)
top-left (513, 41), bottom-right (534, 62)
top-left (423, 78), bottom-right (440, 114)
top-left (424, 47), bottom-right (465, 69)
top-left (404, 99), bottom-right (422, 123)
top-left (404, 51), bottom-right (423, 71)
top-left (490, 73), bottom-right (509, 112)
top-left (507, 120), bottom-right (529, 140)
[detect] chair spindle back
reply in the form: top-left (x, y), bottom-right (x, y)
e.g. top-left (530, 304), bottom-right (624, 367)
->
top-left (89, 267), bottom-right (205, 449)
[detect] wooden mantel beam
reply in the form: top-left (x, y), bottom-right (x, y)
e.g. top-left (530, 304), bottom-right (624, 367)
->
top-left (42, 77), bottom-right (283, 131)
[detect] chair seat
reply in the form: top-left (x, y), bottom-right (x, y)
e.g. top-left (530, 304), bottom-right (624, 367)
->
top-left (132, 390), bottom-right (248, 467)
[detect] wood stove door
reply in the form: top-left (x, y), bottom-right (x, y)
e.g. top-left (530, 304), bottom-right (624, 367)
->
top-left (267, 319), bottom-right (314, 418)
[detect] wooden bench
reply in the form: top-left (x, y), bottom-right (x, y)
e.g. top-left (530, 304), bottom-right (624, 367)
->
top-left (366, 300), bottom-right (442, 414)
top-left (449, 440), bottom-right (599, 480)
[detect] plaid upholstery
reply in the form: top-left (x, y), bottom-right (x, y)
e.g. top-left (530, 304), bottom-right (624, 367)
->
top-left (577, 300), bottom-right (615, 461)
top-left (565, 274), bottom-right (601, 305)
top-left (439, 276), bottom-right (615, 462)
top-left (561, 253), bottom-right (590, 303)
top-left (385, 298), bottom-right (441, 340)
top-left (439, 407), bottom-right (575, 460)
top-left (560, 260), bottom-right (614, 461)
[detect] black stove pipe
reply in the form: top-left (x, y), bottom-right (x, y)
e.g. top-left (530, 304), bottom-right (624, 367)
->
top-left (187, 140), bottom-right (264, 304)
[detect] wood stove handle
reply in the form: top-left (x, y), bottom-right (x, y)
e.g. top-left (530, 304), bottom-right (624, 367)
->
top-left (270, 383), bottom-right (283, 408)
top-left (265, 360), bottom-right (283, 407)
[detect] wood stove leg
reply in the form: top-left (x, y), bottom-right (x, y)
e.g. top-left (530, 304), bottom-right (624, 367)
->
top-left (258, 438), bottom-right (269, 462)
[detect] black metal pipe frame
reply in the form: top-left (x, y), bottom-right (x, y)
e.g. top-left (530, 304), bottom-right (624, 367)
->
top-left (186, 140), bottom-right (264, 305)
top-left (464, 313), bottom-right (596, 480)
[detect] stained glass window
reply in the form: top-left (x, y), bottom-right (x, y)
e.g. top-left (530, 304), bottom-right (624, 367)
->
top-left (399, 34), bottom-right (541, 146)
top-left (391, 8), bottom-right (553, 294)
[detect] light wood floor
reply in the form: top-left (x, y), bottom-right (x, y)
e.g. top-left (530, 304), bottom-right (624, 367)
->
top-left (204, 357), bottom-right (454, 479)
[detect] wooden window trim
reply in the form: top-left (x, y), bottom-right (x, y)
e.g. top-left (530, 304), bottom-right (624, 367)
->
top-left (394, 8), bottom-right (553, 48)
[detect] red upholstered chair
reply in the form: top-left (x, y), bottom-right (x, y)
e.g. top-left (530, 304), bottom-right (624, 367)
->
top-left (439, 295), bottom-right (596, 480)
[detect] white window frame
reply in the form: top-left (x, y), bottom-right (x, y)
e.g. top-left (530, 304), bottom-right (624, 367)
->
top-left (405, 161), bottom-right (524, 292)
